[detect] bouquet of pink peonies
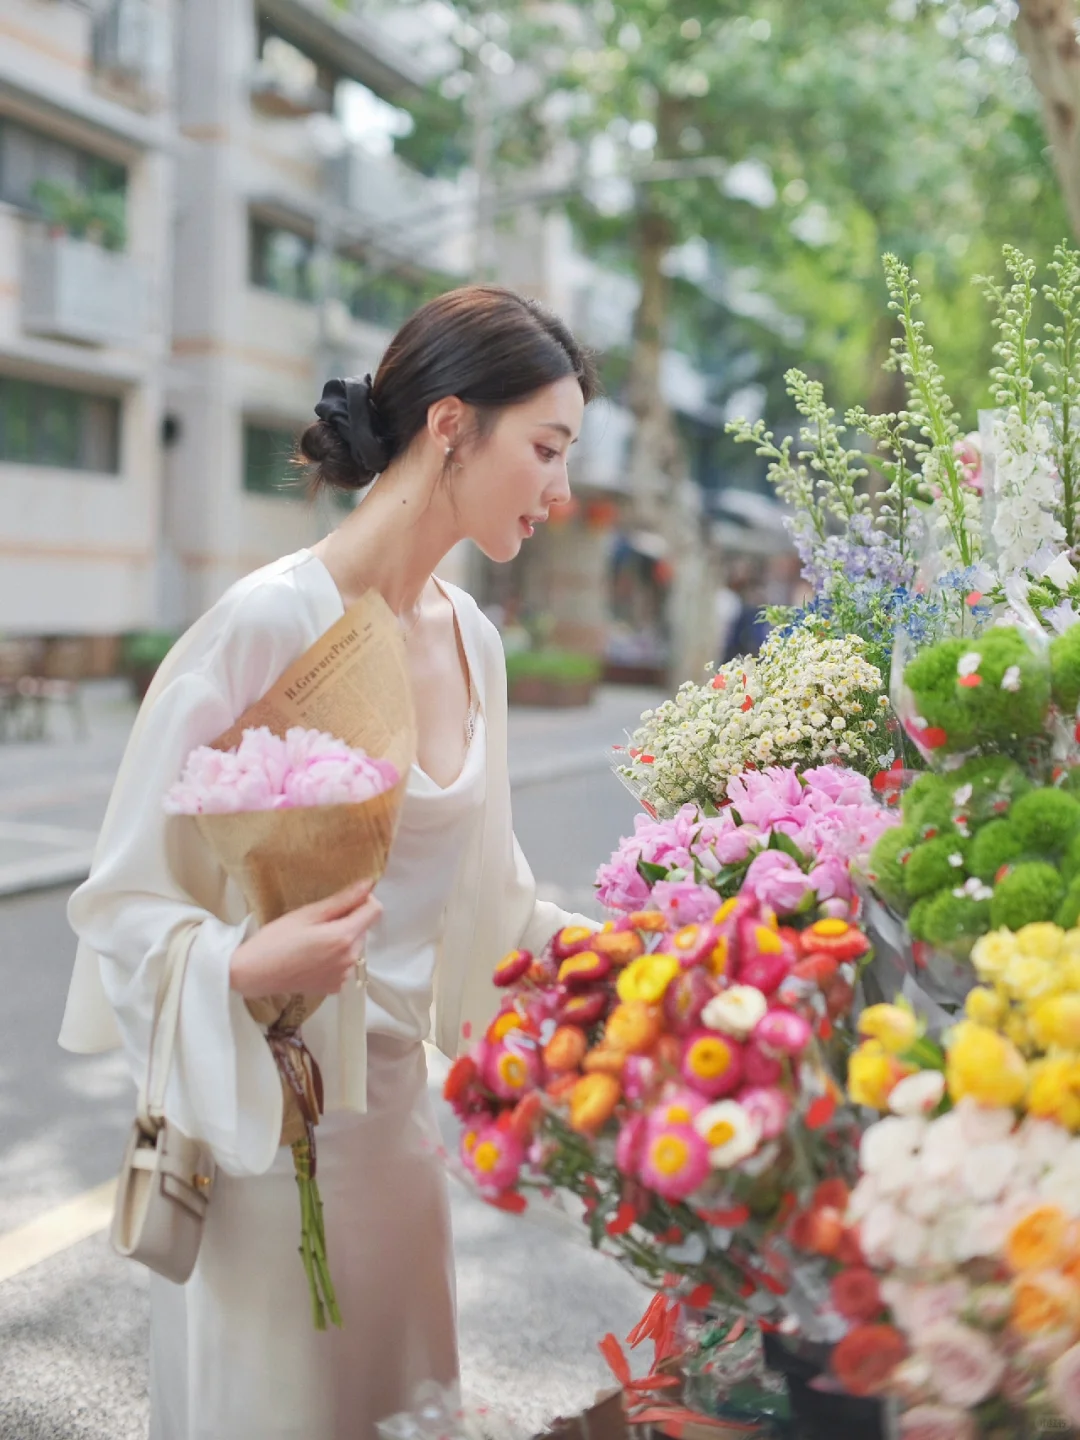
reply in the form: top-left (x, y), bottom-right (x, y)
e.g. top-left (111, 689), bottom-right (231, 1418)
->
top-left (167, 723), bottom-right (403, 1330)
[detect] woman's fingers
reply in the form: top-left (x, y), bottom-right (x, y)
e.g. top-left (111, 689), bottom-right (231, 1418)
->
top-left (306, 877), bottom-right (374, 922)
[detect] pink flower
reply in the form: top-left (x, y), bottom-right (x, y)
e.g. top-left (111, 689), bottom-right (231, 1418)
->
top-left (615, 1113), bottom-right (647, 1177)
top-left (887, 1280), bottom-right (970, 1335)
top-left (651, 879), bottom-right (721, 927)
top-left (743, 1041), bottom-right (783, 1086)
top-left (681, 1031), bottom-right (744, 1099)
top-left (754, 1008), bottom-right (811, 1057)
top-left (622, 1054), bottom-right (658, 1103)
top-left (738, 1085), bottom-right (790, 1140)
top-left (743, 851), bottom-right (811, 915)
top-left (594, 857), bottom-right (651, 912)
top-left (801, 765), bottom-right (873, 806)
top-left (916, 1321), bottom-right (1005, 1407)
top-left (1050, 1343), bottom-right (1080, 1425)
top-left (165, 725), bottom-right (398, 813)
top-left (808, 856), bottom-right (852, 904)
top-left (464, 1123), bottom-right (524, 1192)
top-left (709, 827), bottom-right (758, 865)
top-left (481, 1040), bottom-right (541, 1101)
top-left (639, 1122), bottom-right (710, 1200)
top-left (899, 1405), bottom-right (976, 1440)
top-left (650, 1087), bottom-right (707, 1130)
top-left (663, 968), bottom-right (717, 1035)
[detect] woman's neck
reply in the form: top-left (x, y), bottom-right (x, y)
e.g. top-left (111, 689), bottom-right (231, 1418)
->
top-left (311, 459), bottom-right (461, 617)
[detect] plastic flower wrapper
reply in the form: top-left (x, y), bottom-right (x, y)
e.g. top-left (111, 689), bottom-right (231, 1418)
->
top-left (376, 1381), bottom-right (525, 1440)
top-left (443, 898), bottom-right (872, 1340)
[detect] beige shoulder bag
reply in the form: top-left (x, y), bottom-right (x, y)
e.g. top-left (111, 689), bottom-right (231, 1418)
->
top-left (111, 922), bottom-right (216, 1284)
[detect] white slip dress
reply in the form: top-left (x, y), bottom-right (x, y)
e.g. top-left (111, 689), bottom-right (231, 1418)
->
top-left (148, 705), bottom-right (487, 1440)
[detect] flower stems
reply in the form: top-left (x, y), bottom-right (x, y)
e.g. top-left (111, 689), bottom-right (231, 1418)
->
top-left (292, 1137), bottom-right (342, 1331)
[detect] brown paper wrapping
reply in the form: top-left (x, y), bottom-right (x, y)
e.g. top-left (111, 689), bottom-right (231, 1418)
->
top-left (193, 589), bottom-right (416, 1146)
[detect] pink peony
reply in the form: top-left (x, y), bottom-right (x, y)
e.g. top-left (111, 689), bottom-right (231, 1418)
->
top-left (738, 1085), bottom-right (790, 1140)
top-left (165, 725), bottom-right (398, 814)
top-left (899, 1406), bottom-right (976, 1440)
top-left (639, 1122), bottom-right (711, 1200)
top-left (754, 1008), bottom-right (811, 1057)
top-left (594, 856), bottom-right (651, 912)
top-left (808, 856), bottom-right (852, 904)
top-left (743, 851), bottom-right (811, 915)
top-left (801, 765), bottom-right (873, 807)
top-left (651, 879), bottom-right (722, 927)
top-left (708, 827), bottom-right (758, 866)
top-left (917, 1321), bottom-right (1005, 1408)
top-left (1050, 1343), bottom-right (1080, 1425)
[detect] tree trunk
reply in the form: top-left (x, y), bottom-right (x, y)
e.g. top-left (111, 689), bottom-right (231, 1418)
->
top-left (624, 100), bottom-right (712, 683)
top-left (1015, 0), bottom-right (1080, 240)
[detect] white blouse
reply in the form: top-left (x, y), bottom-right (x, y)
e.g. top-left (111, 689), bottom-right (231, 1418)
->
top-left (60, 550), bottom-right (592, 1178)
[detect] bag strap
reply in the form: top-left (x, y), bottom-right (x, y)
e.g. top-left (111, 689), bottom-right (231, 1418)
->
top-left (137, 922), bottom-right (201, 1137)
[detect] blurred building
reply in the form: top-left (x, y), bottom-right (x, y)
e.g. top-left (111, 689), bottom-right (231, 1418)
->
top-left (0, 0), bottom-right (780, 673)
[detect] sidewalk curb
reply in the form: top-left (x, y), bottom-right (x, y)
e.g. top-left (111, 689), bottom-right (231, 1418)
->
top-left (0, 750), bottom-right (624, 899)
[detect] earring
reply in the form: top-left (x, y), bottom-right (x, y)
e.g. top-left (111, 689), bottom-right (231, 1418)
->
top-left (445, 445), bottom-right (455, 458)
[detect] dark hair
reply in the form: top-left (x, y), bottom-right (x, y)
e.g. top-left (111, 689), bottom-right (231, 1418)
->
top-left (300, 284), bottom-right (598, 493)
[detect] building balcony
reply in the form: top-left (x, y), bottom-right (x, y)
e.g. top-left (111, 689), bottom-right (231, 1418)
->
top-left (92, 0), bottom-right (167, 99)
top-left (22, 233), bottom-right (144, 348)
top-left (326, 147), bottom-right (469, 273)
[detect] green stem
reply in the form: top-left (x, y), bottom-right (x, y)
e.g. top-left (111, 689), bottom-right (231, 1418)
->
top-left (292, 1140), bottom-right (342, 1332)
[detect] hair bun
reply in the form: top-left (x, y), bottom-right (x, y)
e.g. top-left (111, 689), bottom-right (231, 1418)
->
top-left (314, 375), bottom-right (391, 477)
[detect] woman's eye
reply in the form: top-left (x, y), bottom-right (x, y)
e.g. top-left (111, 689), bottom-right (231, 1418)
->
top-left (536, 446), bottom-right (559, 462)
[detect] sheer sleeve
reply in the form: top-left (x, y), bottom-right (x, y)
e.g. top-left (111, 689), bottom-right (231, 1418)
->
top-left (66, 584), bottom-right (321, 1176)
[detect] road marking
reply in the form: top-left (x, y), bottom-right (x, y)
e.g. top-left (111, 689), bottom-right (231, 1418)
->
top-left (0, 1179), bottom-right (116, 1283)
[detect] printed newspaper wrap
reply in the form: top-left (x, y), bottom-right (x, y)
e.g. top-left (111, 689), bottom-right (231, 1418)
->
top-left (195, 588), bottom-right (416, 1144)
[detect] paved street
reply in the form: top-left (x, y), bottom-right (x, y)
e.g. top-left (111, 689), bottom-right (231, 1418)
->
top-left (0, 683), bottom-right (662, 1439)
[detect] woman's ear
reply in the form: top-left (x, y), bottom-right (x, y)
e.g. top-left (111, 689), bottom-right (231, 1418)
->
top-left (426, 396), bottom-right (468, 454)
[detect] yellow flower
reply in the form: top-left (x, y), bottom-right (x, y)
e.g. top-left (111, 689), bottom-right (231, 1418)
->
top-left (965, 986), bottom-right (1007, 1029)
top-left (616, 952), bottom-right (680, 1005)
top-left (1002, 955), bottom-right (1062, 1005)
top-left (1061, 955), bottom-right (1080, 993)
top-left (1011, 1271), bottom-right (1080, 1338)
top-left (972, 930), bottom-right (1020, 981)
top-left (1062, 929), bottom-right (1080, 964)
top-left (857, 1004), bottom-right (919, 1055)
top-left (1005, 1012), bottom-right (1032, 1053)
top-left (1028, 1057), bottom-right (1080, 1130)
top-left (1030, 995), bottom-right (1080, 1051)
top-left (946, 1022), bottom-right (1028, 1108)
top-left (847, 1040), bottom-right (915, 1111)
top-left (1015, 924), bottom-right (1066, 961)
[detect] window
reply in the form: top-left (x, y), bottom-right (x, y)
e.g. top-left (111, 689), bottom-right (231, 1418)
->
top-left (244, 422), bottom-right (302, 498)
top-left (0, 119), bottom-right (127, 248)
top-left (0, 377), bottom-right (120, 472)
top-left (253, 21), bottom-right (337, 115)
top-left (335, 256), bottom-right (450, 330)
top-left (250, 219), bottom-right (316, 302)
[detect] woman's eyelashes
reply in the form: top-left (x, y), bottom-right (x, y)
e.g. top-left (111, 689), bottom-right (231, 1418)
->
top-left (535, 444), bottom-right (561, 463)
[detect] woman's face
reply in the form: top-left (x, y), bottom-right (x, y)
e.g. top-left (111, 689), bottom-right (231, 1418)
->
top-left (454, 377), bottom-right (585, 563)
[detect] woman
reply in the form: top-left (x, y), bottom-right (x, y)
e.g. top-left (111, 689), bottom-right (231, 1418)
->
top-left (60, 285), bottom-right (599, 1440)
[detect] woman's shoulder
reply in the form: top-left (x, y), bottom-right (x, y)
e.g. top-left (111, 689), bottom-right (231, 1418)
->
top-left (156, 551), bottom-right (337, 696)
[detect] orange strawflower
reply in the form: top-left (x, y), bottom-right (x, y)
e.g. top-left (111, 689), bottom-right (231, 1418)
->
top-left (569, 1073), bottom-right (621, 1134)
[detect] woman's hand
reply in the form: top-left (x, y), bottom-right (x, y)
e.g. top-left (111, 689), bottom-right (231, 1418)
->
top-left (229, 878), bottom-right (382, 999)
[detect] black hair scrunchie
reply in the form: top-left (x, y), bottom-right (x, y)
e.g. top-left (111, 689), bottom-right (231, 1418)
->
top-left (314, 374), bottom-right (391, 476)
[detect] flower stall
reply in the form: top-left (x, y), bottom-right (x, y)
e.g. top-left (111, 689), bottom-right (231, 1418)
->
top-left (440, 243), bottom-right (1080, 1440)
